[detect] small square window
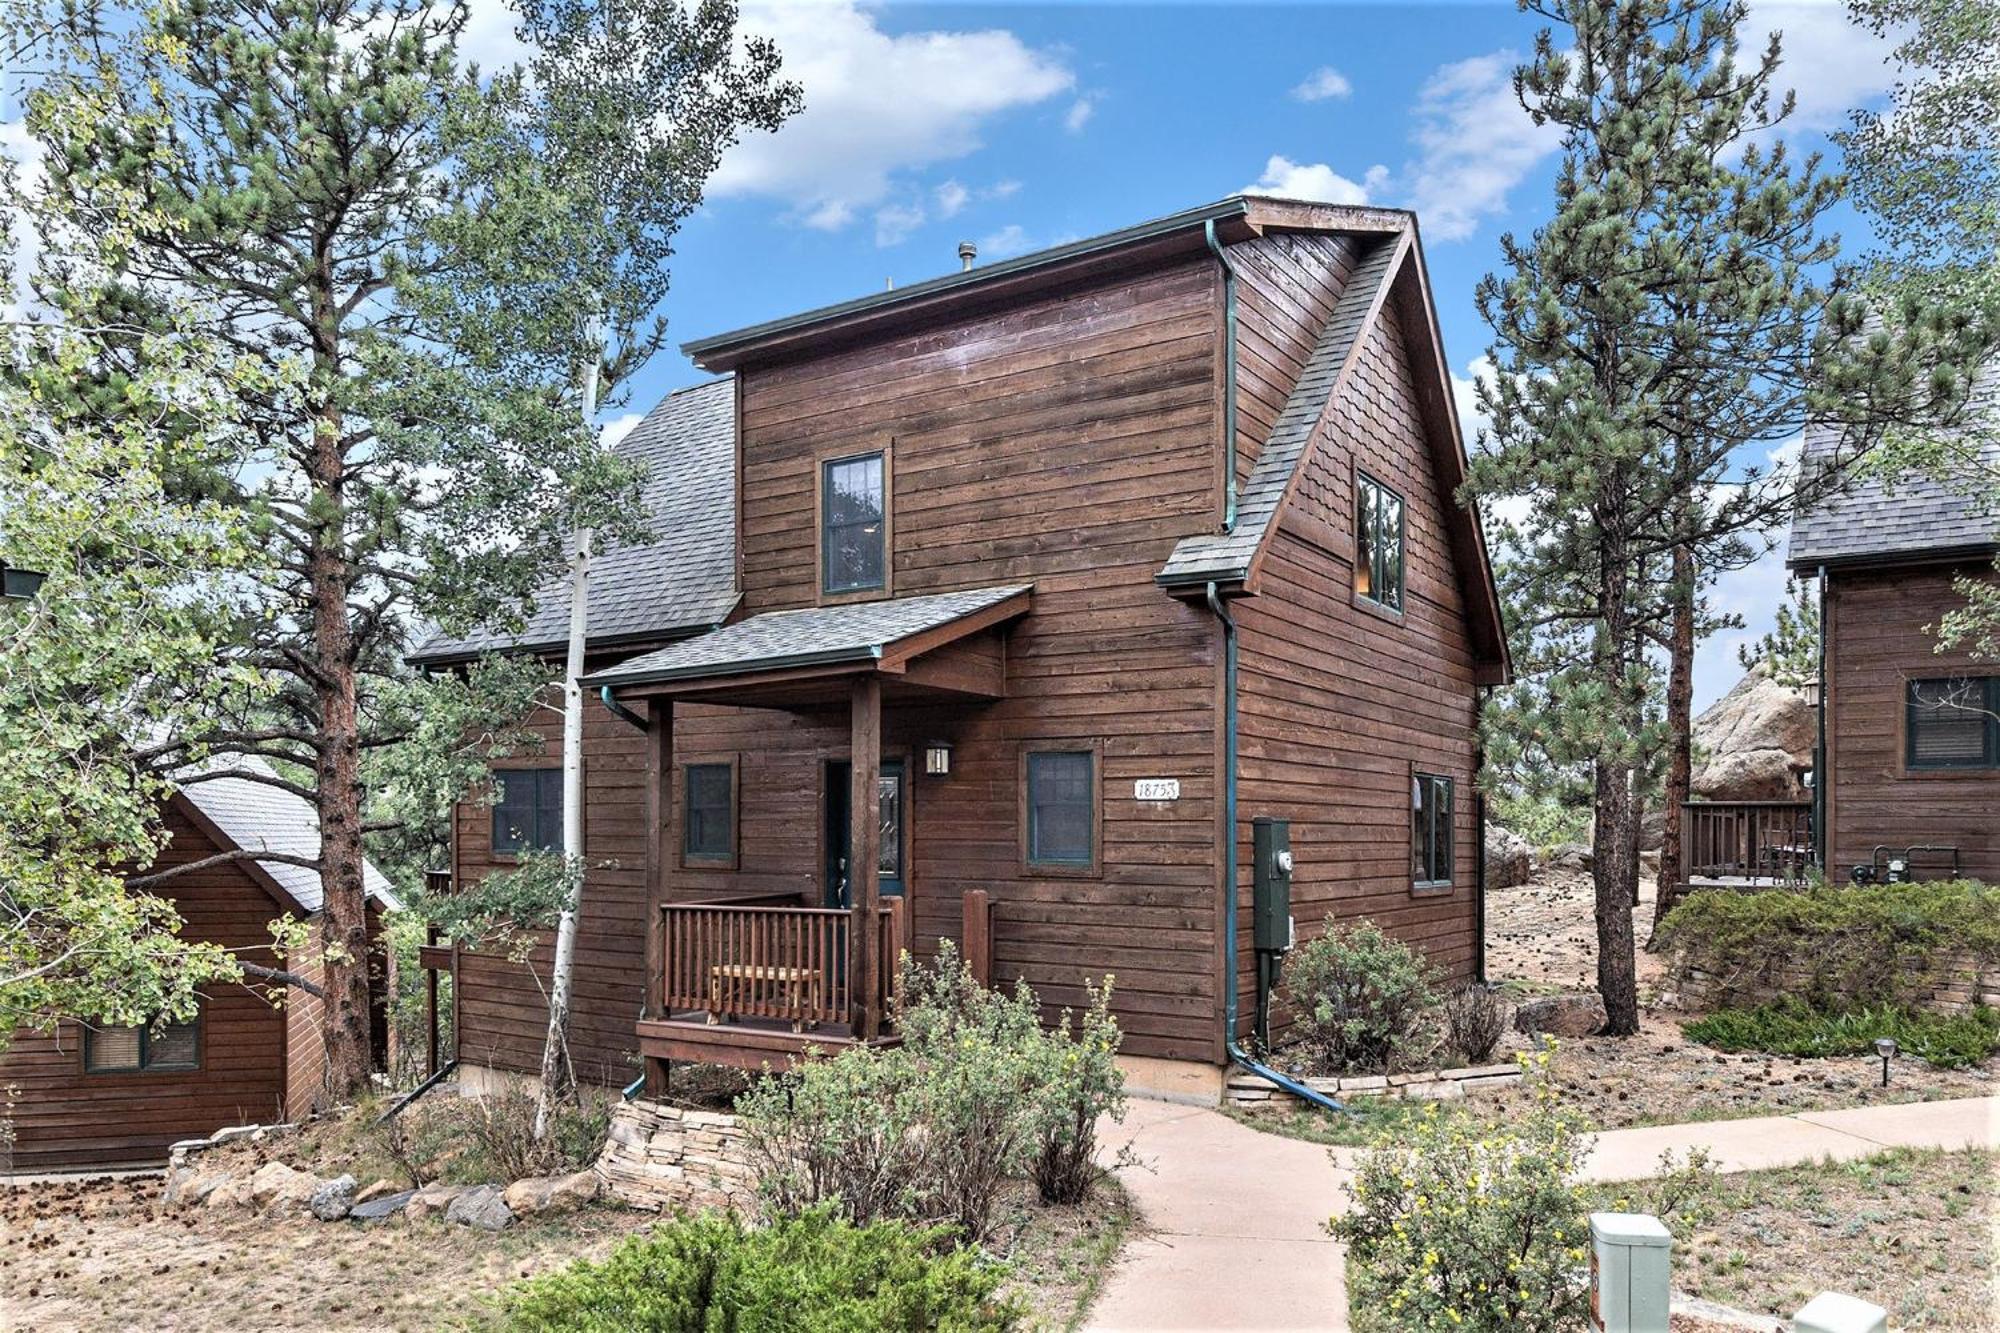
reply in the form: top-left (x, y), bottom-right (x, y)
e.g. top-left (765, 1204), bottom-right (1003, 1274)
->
top-left (1027, 751), bottom-right (1096, 868)
top-left (1907, 677), bottom-right (1999, 769)
top-left (821, 452), bottom-right (886, 595)
top-left (1412, 773), bottom-right (1454, 890)
top-left (1355, 472), bottom-right (1405, 613)
top-left (684, 763), bottom-right (735, 862)
top-left (492, 768), bottom-right (563, 853)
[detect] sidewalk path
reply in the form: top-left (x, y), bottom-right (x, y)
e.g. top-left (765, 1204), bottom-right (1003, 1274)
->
top-left (1086, 1095), bottom-right (2000, 1332)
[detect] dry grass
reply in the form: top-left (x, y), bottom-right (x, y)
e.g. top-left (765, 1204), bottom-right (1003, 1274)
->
top-left (1594, 1148), bottom-right (1997, 1330)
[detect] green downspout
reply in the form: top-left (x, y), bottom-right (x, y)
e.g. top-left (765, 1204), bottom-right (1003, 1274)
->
top-left (598, 684), bottom-right (649, 731)
top-left (1204, 221), bottom-right (1239, 532)
top-left (1207, 582), bottom-right (1343, 1114)
top-left (1815, 564), bottom-right (1828, 872)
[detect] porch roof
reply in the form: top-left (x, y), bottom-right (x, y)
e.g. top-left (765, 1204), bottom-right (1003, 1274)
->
top-left (585, 584), bottom-right (1032, 696)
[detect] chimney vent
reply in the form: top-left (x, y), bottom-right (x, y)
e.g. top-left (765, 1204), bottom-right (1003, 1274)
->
top-left (957, 241), bottom-right (977, 272)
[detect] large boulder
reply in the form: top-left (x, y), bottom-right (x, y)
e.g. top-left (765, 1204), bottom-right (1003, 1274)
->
top-left (1485, 824), bottom-right (1536, 890)
top-left (445, 1184), bottom-right (514, 1232)
top-left (1692, 667), bottom-right (1814, 802)
top-left (503, 1170), bottom-right (601, 1218)
top-left (249, 1160), bottom-right (319, 1215)
top-left (309, 1174), bottom-right (358, 1221)
top-left (405, 1182), bottom-right (468, 1223)
top-left (1515, 991), bottom-right (1607, 1038)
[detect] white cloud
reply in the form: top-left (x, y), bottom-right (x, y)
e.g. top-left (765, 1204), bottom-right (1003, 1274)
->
top-left (1696, 538), bottom-right (1795, 711)
top-left (978, 224), bottom-right (1033, 259)
top-left (1291, 66), bottom-right (1353, 102)
top-left (600, 412), bottom-right (646, 449)
top-left (934, 180), bottom-right (970, 219)
top-left (1063, 98), bottom-right (1095, 133)
top-left (1741, 1), bottom-right (1899, 136)
top-left (1, 119), bottom-right (46, 317)
top-left (455, 0), bottom-right (533, 74)
top-left (711, 1), bottom-right (1072, 231)
top-left (1244, 154), bottom-right (1387, 205)
top-left (1400, 49), bottom-right (1565, 243)
top-left (874, 201), bottom-right (927, 248)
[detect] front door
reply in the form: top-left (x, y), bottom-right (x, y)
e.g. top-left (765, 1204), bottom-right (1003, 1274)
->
top-left (824, 759), bottom-right (906, 908)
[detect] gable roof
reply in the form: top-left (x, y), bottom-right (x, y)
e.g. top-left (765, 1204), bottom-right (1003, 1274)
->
top-left (587, 584), bottom-right (1032, 690)
top-left (172, 758), bottom-right (400, 916)
top-left (1787, 365), bottom-right (2000, 571)
top-left (408, 378), bottom-right (739, 666)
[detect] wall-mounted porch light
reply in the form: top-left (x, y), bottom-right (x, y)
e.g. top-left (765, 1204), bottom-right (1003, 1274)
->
top-left (0, 563), bottom-right (47, 601)
top-left (924, 741), bottom-right (953, 777)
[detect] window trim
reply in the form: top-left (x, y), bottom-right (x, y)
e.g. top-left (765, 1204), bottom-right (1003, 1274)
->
top-left (490, 765), bottom-right (565, 859)
top-left (1019, 744), bottom-right (1103, 878)
top-left (680, 756), bottom-right (740, 870)
top-left (816, 444), bottom-right (894, 604)
top-left (83, 1011), bottom-right (202, 1075)
top-left (1411, 770), bottom-right (1455, 895)
top-left (1903, 675), bottom-right (2000, 772)
top-left (1352, 467), bottom-right (1407, 622)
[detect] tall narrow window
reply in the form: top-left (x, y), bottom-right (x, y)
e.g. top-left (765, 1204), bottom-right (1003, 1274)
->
top-left (492, 768), bottom-right (563, 853)
top-left (1907, 677), bottom-right (1999, 769)
top-left (684, 762), bottom-right (736, 863)
top-left (85, 1013), bottom-right (200, 1073)
top-left (1026, 750), bottom-right (1096, 869)
top-left (821, 451), bottom-right (886, 595)
top-left (1413, 773), bottom-right (1454, 890)
top-left (1355, 472), bottom-right (1405, 613)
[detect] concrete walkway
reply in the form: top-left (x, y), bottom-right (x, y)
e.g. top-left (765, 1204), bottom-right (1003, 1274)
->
top-left (1086, 1095), bottom-right (2000, 1332)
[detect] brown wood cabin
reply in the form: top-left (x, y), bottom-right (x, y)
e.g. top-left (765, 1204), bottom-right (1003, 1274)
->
top-left (1772, 388), bottom-right (2000, 889)
top-left (411, 196), bottom-right (1510, 1095)
top-left (1, 768), bottom-right (398, 1172)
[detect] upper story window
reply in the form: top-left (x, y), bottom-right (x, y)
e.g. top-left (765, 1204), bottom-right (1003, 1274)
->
top-left (493, 767), bottom-right (563, 853)
top-left (1412, 773), bottom-right (1454, 891)
top-left (1907, 677), bottom-right (1999, 769)
top-left (821, 451), bottom-right (886, 596)
top-left (86, 1013), bottom-right (200, 1073)
top-left (1355, 472), bottom-right (1405, 613)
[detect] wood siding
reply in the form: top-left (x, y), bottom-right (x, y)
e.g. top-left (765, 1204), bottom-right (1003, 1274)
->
top-left (1, 807), bottom-right (291, 1170)
top-left (1825, 564), bottom-right (2000, 883)
top-left (1233, 294), bottom-right (1482, 1042)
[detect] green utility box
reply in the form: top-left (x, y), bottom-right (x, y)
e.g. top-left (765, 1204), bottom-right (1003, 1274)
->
top-left (1588, 1213), bottom-right (1671, 1333)
top-left (1252, 817), bottom-right (1293, 954)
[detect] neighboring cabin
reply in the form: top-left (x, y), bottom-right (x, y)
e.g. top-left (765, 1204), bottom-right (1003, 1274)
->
top-left (1787, 379), bottom-right (2000, 886)
top-left (1, 768), bottom-right (398, 1171)
top-left (412, 196), bottom-right (1509, 1090)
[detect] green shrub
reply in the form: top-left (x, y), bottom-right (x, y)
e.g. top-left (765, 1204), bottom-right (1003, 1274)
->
top-left (495, 1208), bottom-right (1022, 1332)
top-left (1333, 1047), bottom-right (1712, 1333)
top-left (1442, 982), bottom-right (1509, 1064)
top-left (1658, 880), bottom-right (2000, 1011)
top-left (1282, 920), bottom-right (1440, 1075)
top-left (1489, 791), bottom-right (1591, 852)
top-left (737, 946), bottom-right (1126, 1242)
top-left (1682, 1000), bottom-right (2000, 1069)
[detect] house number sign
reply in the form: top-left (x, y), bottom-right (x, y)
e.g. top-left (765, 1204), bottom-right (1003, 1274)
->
top-left (1134, 779), bottom-right (1180, 802)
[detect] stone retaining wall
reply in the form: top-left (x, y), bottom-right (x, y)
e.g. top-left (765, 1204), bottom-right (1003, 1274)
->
top-left (1676, 954), bottom-right (2000, 1016)
top-left (594, 1098), bottom-right (757, 1212)
top-left (1225, 1062), bottom-right (1521, 1107)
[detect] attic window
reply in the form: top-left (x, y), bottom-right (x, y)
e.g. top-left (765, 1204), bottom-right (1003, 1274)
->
top-left (493, 767), bottom-right (563, 853)
top-left (821, 451), bottom-right (887, 596)
top-left (1907, 677), bottom-right (1999, 769)
top-left (85, 1013), bottom-right (200, 1073)
top-left (1355, 472), bottom-right (1405, 613)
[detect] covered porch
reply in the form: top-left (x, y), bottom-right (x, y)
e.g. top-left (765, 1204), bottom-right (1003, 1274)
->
top-left (588, 585), bottom-right (1030, 1081)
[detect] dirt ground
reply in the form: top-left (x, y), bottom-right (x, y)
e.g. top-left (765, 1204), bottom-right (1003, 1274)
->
top-left (0, 1147), bottom-right (1127, 1332)
top-left (1591, 1148), bottom-right (1997, 1330)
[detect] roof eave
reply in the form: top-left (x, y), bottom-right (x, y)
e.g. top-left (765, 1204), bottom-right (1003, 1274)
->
top-left (588, 643), bottom-right (884, 691)
top-left (1785, 541), bottom-right (2000, 575)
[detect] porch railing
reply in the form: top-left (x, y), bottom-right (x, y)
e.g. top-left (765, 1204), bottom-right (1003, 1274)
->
top-left (1681, 800), bottom-right (1815, 882)
top-left (660, 899), bottom-right (903, 1032)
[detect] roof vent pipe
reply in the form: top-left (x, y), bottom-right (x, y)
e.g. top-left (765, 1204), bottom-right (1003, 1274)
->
top-left (957, 241), bottom-right (977, 272)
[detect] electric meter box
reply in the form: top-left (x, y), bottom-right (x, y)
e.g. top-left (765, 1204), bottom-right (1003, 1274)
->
top-left (1588, 1212), bottom-right (1671, 1333)
top-left (1251, 817), bottom-right (1292, 954)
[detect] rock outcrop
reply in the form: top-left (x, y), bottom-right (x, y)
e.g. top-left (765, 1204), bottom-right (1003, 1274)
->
top-left (1485, 824), bottom-right (1535, 890)
top-left (1514, 991), bottom-right (1608, 1038)
top-left (1691, 667), bottom-right (1814, 802)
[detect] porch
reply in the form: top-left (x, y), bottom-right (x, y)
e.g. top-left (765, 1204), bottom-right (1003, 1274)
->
top-left (1679, 799), bottom-right (1815, 890)
top-left (586, 585), bottom-right (1031, 1084)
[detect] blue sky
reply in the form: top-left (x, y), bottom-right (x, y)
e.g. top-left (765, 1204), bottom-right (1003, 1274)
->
top-left (560, 0), bottom-right (1903, 709)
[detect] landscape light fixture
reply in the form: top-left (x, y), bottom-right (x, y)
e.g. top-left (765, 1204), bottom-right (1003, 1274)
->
top-left (0, 562), bottom-right (47, 602)
top-left (1874, 1036), bottom-right (1897, 1087)
top-left (924, 741), bottom-right (953, 777)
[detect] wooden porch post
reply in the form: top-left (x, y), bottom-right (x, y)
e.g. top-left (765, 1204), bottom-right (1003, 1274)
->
top-left (643, 697), bottom-right (673, 1094)
top-left (849, 675), bottom-right (883, 1039)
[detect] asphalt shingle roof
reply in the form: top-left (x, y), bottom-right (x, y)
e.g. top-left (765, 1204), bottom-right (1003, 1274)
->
top-left (410, 378), bottom-right (739, 663)
top-left (178, 758), bottom-right (400, 915)
top-left (1158, 237), bottom-right (1400, 586)
top-left (1787, 365), bottom-right (2000, 569)
top-left (586, 585), bottom-right (1032, 688)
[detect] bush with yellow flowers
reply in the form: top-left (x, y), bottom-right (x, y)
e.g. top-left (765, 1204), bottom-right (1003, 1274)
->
top-left (1330, 1043), bottom-right (1594, 1332)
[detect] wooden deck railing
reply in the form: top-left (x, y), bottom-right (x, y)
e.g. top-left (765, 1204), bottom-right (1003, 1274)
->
top-left (660, 899), bottom-right (903, 1032)
top-left (1681, 800), bottom-right (1815, 881)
